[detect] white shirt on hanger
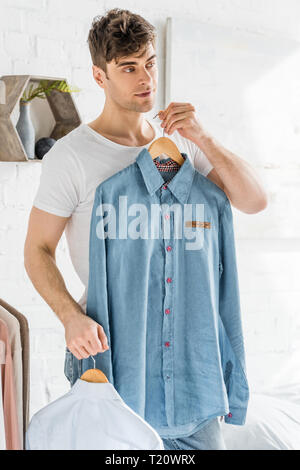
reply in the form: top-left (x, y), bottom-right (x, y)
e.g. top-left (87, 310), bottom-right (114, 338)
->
top-left (25, 379), bottom-right (165, 450)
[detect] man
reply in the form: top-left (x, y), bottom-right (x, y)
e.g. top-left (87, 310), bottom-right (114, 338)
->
top-left (24, 8), bottom-right (267, 450)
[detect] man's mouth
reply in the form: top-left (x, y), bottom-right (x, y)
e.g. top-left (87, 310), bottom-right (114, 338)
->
top-left (135, 91), bottom-right (152, 97)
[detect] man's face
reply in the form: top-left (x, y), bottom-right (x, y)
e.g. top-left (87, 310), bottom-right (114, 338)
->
top-left (95, 43), bottom-right (158, 113)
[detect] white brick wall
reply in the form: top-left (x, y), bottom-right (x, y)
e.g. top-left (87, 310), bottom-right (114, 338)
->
top-left (0, 0), bottom-right (299, 420)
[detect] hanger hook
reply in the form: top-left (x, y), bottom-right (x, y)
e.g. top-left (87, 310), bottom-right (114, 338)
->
top-left (91, 355), bottom-right (96, 369)
top-left (153, 112), bottom-right (165, 138)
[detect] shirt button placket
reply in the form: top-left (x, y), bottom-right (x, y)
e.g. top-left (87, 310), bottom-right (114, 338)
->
top-left (160, 183), bottom-right (174, 425)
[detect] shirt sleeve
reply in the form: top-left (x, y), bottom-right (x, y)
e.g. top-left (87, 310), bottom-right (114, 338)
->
top-left (190, 140), bottom-right (214, 177)
top-left (218, 198), bottom-right (249, 425)
top-left (85, 187), bottom-right (114, 384)
top-left (32, 140), bottom-right (85, 217)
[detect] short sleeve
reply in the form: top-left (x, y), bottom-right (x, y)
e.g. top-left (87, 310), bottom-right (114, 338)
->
top-left (190, 140), bottom-right (214, 176)
top-left (32, 140), bottom-right (84, 217)
top-left (85, 187), bottom-right (114, 383)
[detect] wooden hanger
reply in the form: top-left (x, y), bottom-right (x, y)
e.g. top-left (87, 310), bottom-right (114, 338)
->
top-left (80, 355), bottom-right (109, 383)
top-left (148, 112), bottom-right (185, 166)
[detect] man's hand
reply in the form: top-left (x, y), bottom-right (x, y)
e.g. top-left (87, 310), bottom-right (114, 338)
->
top-left (158, 102), bottom-right (209, 145)
top-left (64, 311), bottom-right (109, 360)
top-left (157, 102), bottom-right (268, 214)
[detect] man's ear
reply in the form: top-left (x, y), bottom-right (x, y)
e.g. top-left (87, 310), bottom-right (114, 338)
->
top-left (92, 65), bottom-right (105, 88)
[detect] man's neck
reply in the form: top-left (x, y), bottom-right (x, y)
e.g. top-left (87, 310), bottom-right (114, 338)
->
top-left (87, 115), bottom-right (155, 147)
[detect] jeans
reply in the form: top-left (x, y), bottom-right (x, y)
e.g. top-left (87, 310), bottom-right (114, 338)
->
top-left (160, 417), bottom-right (227, 450)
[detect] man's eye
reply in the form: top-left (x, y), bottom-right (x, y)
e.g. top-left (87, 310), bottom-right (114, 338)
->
top-left (124, 62), bottom-right (156, 72)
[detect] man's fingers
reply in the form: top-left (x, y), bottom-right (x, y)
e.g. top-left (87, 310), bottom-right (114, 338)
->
top-left (97, 325), bottom-right (109, 350)
top-left (71, 346), bottom-right (86, 360)
top-left (87, 336), bottom-right (104, 355)
top-left (66, 321), bottom-right (109, 360)
top-left (84, 325), bottom-right (109, 356)
top-left (75, 344), bottom-right (91, 360)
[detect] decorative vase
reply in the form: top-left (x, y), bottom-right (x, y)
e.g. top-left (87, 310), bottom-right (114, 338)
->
top-left (16, 100), bottom-right (35, 159)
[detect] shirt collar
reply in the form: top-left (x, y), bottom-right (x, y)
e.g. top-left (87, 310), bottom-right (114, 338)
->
top-left (136, 148), bottom-right (195, 204)
top-left (70, 379), bottom-right (124, 401)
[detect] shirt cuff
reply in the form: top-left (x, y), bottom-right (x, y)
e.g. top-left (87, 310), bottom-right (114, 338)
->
top-left (224, 406), bottom-right (248, 425)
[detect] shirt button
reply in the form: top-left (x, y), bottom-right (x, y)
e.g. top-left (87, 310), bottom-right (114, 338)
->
top-left (166, 245), bottom-right (172, 252)
top-left (165, 308), bottom-right (170, 314)
top-left (166, 277), bottom-right (172, 283)
top-left (165, 342), bottom-right (170, 347)
top-left (165, 214), bottom-right (170, 220)
top-left (166, 375), bottom-right (170, 379)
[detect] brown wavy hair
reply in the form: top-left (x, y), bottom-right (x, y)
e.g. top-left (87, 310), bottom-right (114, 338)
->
top-left (87, 8), bottom-right (156, 76)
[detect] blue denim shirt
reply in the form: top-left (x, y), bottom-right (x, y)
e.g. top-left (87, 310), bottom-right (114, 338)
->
top-left (66, 147), bottom-right (249, 439)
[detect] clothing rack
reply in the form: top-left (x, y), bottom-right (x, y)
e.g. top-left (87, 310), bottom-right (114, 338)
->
top-left (0, 298), bottom-right (30, 450)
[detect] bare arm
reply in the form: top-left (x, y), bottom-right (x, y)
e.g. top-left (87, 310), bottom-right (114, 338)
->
top-left (24, 207), bottom-right (109, 360)
top-left (157, 104), bottom-right (267, 214)
top-left (194, 134), bottom-right (268, 214)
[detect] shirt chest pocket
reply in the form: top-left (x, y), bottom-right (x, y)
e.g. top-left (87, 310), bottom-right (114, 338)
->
top-left (183, 219), bottom-right (211, 251)
top-left (180, 203), bottom-right (210, 251)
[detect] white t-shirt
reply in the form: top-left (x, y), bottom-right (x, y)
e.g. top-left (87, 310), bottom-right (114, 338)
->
top-left (33, 119), bottom-right (214, 312)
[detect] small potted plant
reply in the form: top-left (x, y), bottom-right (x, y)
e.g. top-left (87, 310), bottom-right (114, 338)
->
top-left (16, 80), bottom-right (80, 159)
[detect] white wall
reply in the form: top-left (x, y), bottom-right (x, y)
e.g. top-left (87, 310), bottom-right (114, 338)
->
top-left (0, 0), bottom-right (299, 419)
